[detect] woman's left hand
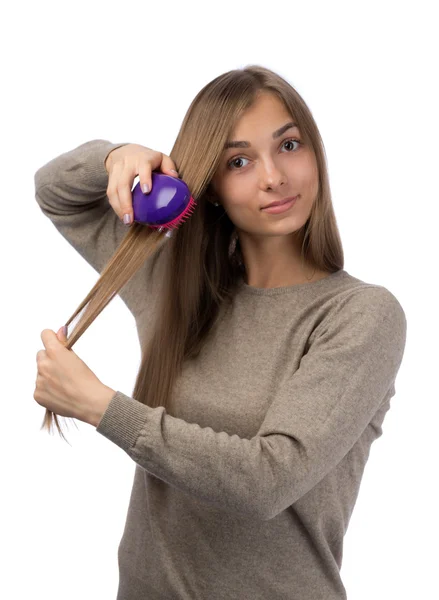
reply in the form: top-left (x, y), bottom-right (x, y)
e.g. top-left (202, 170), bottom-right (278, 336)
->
top-left (34, 327), bottom-right (116, 427)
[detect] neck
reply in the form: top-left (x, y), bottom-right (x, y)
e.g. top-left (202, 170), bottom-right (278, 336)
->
top-left (238, 230), bottom-right (317, 288)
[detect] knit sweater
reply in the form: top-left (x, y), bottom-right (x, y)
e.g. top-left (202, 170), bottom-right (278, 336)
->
top-left (34, 139), bottom-right (407, 600)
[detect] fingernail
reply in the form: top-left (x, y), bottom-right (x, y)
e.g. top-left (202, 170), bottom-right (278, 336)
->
top-left (123, 214), bottom-right (131, 225)
top-left (62, 326), bottom-right (68, 336)
top-left (142, 183), bottom-right (149, 194)
top-left (170, 170), bottom-right (178, 176)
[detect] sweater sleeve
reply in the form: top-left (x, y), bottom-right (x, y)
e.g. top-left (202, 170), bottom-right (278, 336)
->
top-left (34, 139), bottom-right (149, 318)
top-left (96, 286), bottom-right (407, 520)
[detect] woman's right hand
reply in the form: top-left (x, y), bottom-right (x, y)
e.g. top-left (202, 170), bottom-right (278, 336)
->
top-left (104, 144), bottom-right (179, 225)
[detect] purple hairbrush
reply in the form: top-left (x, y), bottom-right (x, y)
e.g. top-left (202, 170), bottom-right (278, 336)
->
top-left (132, 172), bottom-right (196, 236)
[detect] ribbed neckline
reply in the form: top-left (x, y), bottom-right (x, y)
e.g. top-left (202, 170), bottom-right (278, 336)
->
top-left (237, 269), bottom-right (348, 296)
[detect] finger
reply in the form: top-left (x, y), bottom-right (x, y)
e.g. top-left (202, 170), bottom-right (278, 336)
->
top-left (160, 155), bottom-right (179, 178)
top-left (56, 326), bottom-right (68, 343)
top-left (36, 349), bottom-right (46, 362)
top-left (138, 162), bottom-right (152, 196)
top-left (41, 328), bottom-right (63, 351)
top-left (117, 171), bottom-right (135, 224)
top-left (40, 329), bottom-right (52, 347)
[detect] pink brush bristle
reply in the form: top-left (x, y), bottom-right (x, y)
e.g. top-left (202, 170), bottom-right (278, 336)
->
top-left (150, 196), bottom-right (197, 232)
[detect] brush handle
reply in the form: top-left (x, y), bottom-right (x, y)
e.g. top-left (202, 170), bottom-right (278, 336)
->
top-left (132, 172), bottom-right (193, 231)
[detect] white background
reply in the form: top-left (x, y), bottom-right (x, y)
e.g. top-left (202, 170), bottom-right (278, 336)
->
top-left (1, 1), bottom-right (437, 598)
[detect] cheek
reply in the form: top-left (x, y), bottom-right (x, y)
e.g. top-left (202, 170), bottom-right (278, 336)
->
top-left (227, 189), bottom-right (254, 214)
top-left (307, 166), bottom-right (319, 197)
top-left (217, 177), bottom-right (250, 207)
top-left (293, 160), bottom-right (319, 197)
top-left (221, 190), bottom-right (256, 228)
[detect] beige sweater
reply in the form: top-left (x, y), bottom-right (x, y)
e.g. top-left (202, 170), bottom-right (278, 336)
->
top-left (34, 139), bottom-right (407, 600)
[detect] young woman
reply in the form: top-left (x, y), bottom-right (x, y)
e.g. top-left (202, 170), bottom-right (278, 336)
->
top-left (34, 65), bottom-right (407, 600)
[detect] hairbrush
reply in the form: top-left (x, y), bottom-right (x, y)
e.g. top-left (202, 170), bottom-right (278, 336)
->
top-left (132, 172), bottom-right (196, 237)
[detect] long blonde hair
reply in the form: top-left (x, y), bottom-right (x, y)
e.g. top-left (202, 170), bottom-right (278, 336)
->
top-left (42, 64), bottom-right (344, 441)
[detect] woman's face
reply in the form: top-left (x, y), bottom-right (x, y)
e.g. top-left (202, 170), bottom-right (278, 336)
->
top-left (210, 92), bottom-right (319, 239)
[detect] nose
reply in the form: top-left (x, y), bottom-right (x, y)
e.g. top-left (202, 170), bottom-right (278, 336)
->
top-left (259, 159), bottom-right (287, 191)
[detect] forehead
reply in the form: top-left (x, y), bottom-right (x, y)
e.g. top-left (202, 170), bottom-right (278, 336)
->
top-left (231, 93), bottom-right (293, 133)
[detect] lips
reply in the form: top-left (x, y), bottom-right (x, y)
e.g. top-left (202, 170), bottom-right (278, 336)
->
top-left (262, 195), bottom-right (299, 209)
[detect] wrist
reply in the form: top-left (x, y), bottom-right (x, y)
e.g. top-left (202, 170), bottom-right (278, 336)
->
top-left (89, 385), bottom-right (116, 428)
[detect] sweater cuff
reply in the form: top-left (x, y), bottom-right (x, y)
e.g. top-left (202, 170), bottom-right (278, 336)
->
top-left (95, 390), bottom-right (151, 451)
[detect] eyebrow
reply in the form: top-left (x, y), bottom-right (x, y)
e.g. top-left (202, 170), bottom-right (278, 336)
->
top-left (224, 121), bottom-right (299, 149)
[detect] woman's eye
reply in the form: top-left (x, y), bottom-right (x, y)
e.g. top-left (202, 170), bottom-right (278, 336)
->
top-left (226, 138), bottom-right (301, 171)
